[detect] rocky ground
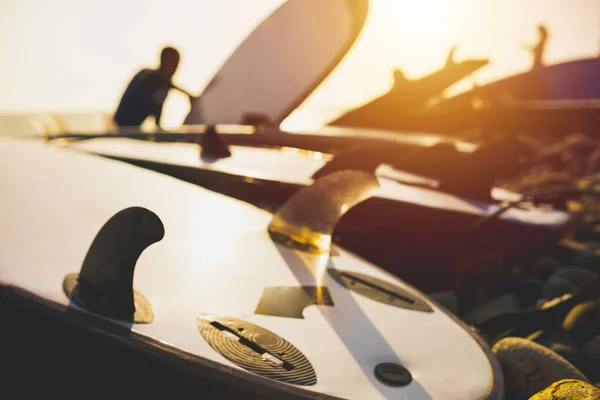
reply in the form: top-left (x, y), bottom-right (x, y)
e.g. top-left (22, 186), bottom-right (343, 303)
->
top-left (430, 259), bottom-right (600, 399)
top-left (429, 133), bottom-right (600, 399)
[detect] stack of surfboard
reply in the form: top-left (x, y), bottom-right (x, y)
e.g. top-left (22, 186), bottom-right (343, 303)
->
top-left (17, 0), bottom-right (570, 293)
top-left (0, 137), bottom-right (504, 399)
top-left (64, 135), bottom-right (571, 292)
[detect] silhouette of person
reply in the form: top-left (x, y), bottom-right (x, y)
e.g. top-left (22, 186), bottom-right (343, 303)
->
top-left (113, 46), bottom-right (195, 128)
top-left (391, 68), bottom-right (408, 89)
top-left (445, 45), bottom-right (457, 67)
top-left (529, 24), bottom-right (549, 69)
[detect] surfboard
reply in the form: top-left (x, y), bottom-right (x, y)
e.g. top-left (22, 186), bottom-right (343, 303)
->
top-left (64, 136), bottom-right (570, 292)
top-left (1, 137), bottom-right (503, 399)
top-left (327, 58), bottom-right (600, 136)
top-left (397, 58), bottom-right (600, 137)
top-left (331, 59), bottom-right (489, 130)
top-left (442, 58), bottom-right (600, 108)
top-left (183, 0), bottom-right (369, 126)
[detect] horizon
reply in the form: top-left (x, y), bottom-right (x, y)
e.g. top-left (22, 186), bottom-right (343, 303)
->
top-left (1, 0), bottom-right (599, 130)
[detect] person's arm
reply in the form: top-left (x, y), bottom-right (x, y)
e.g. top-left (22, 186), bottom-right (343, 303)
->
top-left (151, 88), bottom-right (167, 128)
top-left (170, 83), bottom-right (193, 98)
top-left (170, 83), bottom-right (198, 109)
top-left (154, 104), bottom-right (164, 128)
top-left (152, 75), bottom-right (197, 127)
top-left (153, 91), bottom-right (193, 128)
top-left (154, 76), bottom-right (178, 128)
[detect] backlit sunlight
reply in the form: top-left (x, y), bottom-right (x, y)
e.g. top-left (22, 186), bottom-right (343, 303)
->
top-left (1, 0), bottom-right (599, 130)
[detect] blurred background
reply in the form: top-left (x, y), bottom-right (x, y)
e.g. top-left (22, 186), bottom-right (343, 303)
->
top-left (1, 0), bottom-right (599, 129)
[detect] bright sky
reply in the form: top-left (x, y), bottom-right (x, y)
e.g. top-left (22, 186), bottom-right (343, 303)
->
top-left (1, 0), bottom-right (599, 129)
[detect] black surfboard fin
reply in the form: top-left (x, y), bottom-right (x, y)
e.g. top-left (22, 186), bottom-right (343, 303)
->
top-left (63, 207), bottom-right (164, 323)
top-left (200, 125), bottom-right (232, 160)
top-left (268, 170), bottom-right (379, 253)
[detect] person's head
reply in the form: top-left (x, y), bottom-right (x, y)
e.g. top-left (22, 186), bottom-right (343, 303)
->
top-left (393, 68), bottom-right (406, 83)
top-left (159, 46), bottom-right (180, 78)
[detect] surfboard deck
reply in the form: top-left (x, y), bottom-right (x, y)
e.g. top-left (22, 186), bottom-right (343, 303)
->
top-left (184, 0), bottom-right (368, 126)
top-left (66, 137), bottom-right (567, 224)
top-left (64, 137), bottom-right (570, 292)
top-left (1, 137), bottom-right (502, 399)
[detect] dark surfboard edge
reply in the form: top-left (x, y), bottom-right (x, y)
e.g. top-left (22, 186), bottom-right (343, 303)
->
top-left (2, 267), bottom-right (504, 400)
top-left (1, 285), bottom-right (345, 400)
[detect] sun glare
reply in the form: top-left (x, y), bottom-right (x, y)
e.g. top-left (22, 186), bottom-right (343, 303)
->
top-left (2, 0), bottom-right (600, 129)
top-left (396, 0), bottom-right (449, 40)
top-left (365, 0), bottom-right (458, 77)
top-left (283, 0), bottom-right (457, 130)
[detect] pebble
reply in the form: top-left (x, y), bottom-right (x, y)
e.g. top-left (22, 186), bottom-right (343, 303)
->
top-left (583, 335), bottom-right (600, 363)
top-left (527, 330), bottom-right (584, 368)
top-left (585, 147), bottom-right (600, 175)
top-left (492, 337), bottom-right (588, 399)
top-left (543, 268), bottom-right (598, 299)
top-left (562, 300), bottom-right (600, 343)
top-left (513, 278), bottom-right (545, 308)
top-left (532, 257), bottom-right (562, 280)
top-left (529, 379), bottom-right (600, 400)
top-left (538, 294), bottom-right (574, 310)
top-left (536, 297), bottom-right (551, 308)
top-left (463, 293), bottom-right (522, 325)
top-left (571, 214), bottom-right (598, 242)
top-left (428, 290), bottom-right (460, 315)
top-left (572, 249), bottom-right (600, 272)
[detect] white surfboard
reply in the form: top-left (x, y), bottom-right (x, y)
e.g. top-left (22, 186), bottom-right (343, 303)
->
top-left (67, 137), bottom-right (568, 226)
top-left (65, 137), bottom-right (570, 292)
top-left (1, 137), bottom-right (503, 399)
top-left (183, 0), bottom-right (369, 126)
